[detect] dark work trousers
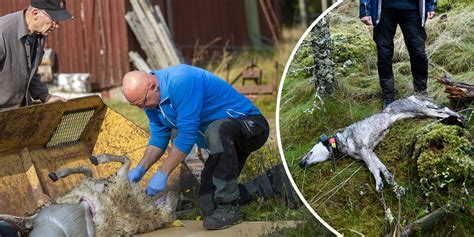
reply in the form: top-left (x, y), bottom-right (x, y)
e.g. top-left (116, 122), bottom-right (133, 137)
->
top-left (198, 115), bottom-right (269, 214)
top-left (373, 9), bottom-right (428, 100)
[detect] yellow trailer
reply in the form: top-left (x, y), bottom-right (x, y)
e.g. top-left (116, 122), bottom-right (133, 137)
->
top-left (0, 96), bottom-right (180, 216)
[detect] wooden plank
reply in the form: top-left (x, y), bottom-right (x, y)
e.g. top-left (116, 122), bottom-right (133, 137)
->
top-left (154, 4), bottom-right (171, 38)
top-left (259, 0), bottom-right (279, 44)
top-left (134, 0), bottom-right (167, 67)
top-left (138, 0), bottom-right (177, 66)
top-left (130, 0), bottom-right (167, 68)
top-left (129, 51), bottom-right (152, 72)
top-left (267, 0), bottom-right (282, 36)
top-left (154, 4), bottom-right (183, 63)
top-left (233, 85), bottom-right (275, 95)
top-left (125, 12), bottom-right (161, 68)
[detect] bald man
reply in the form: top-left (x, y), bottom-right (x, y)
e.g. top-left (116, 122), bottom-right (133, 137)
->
top-left (123, 64), bottom-right (270, 230)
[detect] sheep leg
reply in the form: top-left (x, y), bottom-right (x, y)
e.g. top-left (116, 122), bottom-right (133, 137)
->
top-left (90, 154), bottom-right (131, 178)
top-left (49, 167), bottom-right (93, 182)
top-left (155, 191), bottom-right (179, 222)
top-left (0, 214), bottom-right (35, 234)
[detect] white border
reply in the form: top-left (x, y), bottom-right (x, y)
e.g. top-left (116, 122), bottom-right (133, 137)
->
top-left (276, 1), bottom-right (344, 236)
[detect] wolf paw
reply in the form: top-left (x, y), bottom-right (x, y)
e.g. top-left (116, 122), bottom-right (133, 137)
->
top-left (383, 171), bottom-right (395, 185)
top-left (375, 169), bottom-right (395, 192)
top-left (375, 180), bottom-right (384, 192)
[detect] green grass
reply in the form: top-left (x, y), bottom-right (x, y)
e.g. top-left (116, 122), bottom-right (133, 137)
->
top-left (280, 2), bottom-right (474, 236)
top-left (104, 100), bottom-right (149, 130)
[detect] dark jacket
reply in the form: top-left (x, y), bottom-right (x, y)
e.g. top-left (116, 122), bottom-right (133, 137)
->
top-left (359, 0), bottom-right (437, 27)
top-left (0, 11), bottom-right (49, 109)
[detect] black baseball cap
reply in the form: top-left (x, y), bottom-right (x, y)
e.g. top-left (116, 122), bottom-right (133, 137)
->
top-left (31, 0), bottom-right (73, 21)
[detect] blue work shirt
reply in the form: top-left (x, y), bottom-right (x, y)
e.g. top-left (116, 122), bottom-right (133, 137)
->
top-left (145, 64), bottom-right (261, 154)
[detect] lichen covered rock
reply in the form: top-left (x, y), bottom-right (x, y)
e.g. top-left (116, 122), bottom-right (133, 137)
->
top-left (414, 124), bottom-right (473, 190)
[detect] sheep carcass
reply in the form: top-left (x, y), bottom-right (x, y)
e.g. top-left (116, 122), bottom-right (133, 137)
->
top-left (0, 154), bottom-right (178, 237)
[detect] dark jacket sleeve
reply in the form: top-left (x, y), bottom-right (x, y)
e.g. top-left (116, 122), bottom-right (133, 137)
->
top-left (426, 0), bottom-right (436, 12)
top-left (359, 0), bottom-right (372, 18)
top-left (28, 43), bottom-right (49, 102)
top-left (28, 72), bottom-right (49, 102)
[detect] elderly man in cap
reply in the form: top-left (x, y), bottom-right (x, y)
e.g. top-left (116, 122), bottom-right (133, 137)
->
top-left (0, 0), bottom-right (73, 110)
top-left (123, 64), bottom-right (276, 230)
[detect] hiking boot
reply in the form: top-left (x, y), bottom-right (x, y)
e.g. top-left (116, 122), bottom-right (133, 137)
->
top-left (203, 203), bottom-right (243, 230)
top-left (382, 98), bottom-right (395, 110)
top-left (239, 164), bottom-right (301, 209)
top-left (415, 91), bottom-right (432, 101)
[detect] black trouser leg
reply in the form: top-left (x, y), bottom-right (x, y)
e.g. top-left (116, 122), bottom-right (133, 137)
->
top-left (399, 10), bottom-right (428, 93)
top-left (199, 115), bottom-right (269, 213)
top-left (199, 155), bottom-right (218, 216)
top-left (374, 9), bottom-right (398, 101)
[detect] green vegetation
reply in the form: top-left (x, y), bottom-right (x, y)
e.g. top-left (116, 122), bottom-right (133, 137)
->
top-left (280, 1), bottom-right (473, 236)
top-left (415, 124), bottom-right (472, 194)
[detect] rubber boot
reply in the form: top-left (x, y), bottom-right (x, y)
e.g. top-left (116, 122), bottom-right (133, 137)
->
top-left (242, 174), bottom-right (274, 200)
top-left (266, 164), bottom-right (301, 209)
top-left (203, 202), bottom-right (243, 230)
top-left (239, 164), bottom-right (300, 208)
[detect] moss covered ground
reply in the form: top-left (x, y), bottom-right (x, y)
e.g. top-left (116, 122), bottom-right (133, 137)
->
top-left (280, 1), bottom-right (473, 236)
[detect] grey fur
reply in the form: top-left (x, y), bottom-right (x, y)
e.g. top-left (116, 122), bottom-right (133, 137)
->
top-left (300, 96), bottom-right (464, 191)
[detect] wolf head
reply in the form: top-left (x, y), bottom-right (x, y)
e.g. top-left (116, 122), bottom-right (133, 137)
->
top-left (299, 140), bottom-right (331, 168)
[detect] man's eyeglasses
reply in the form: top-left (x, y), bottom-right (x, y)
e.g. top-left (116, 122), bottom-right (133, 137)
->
top-left (134, 85), bottom-right (150, 108)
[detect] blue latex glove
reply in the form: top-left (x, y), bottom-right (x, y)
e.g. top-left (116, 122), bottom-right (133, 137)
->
top-left (145, 170), bottom-right (168, 197)
top-left (128, 164), bottom-right (146, 183)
